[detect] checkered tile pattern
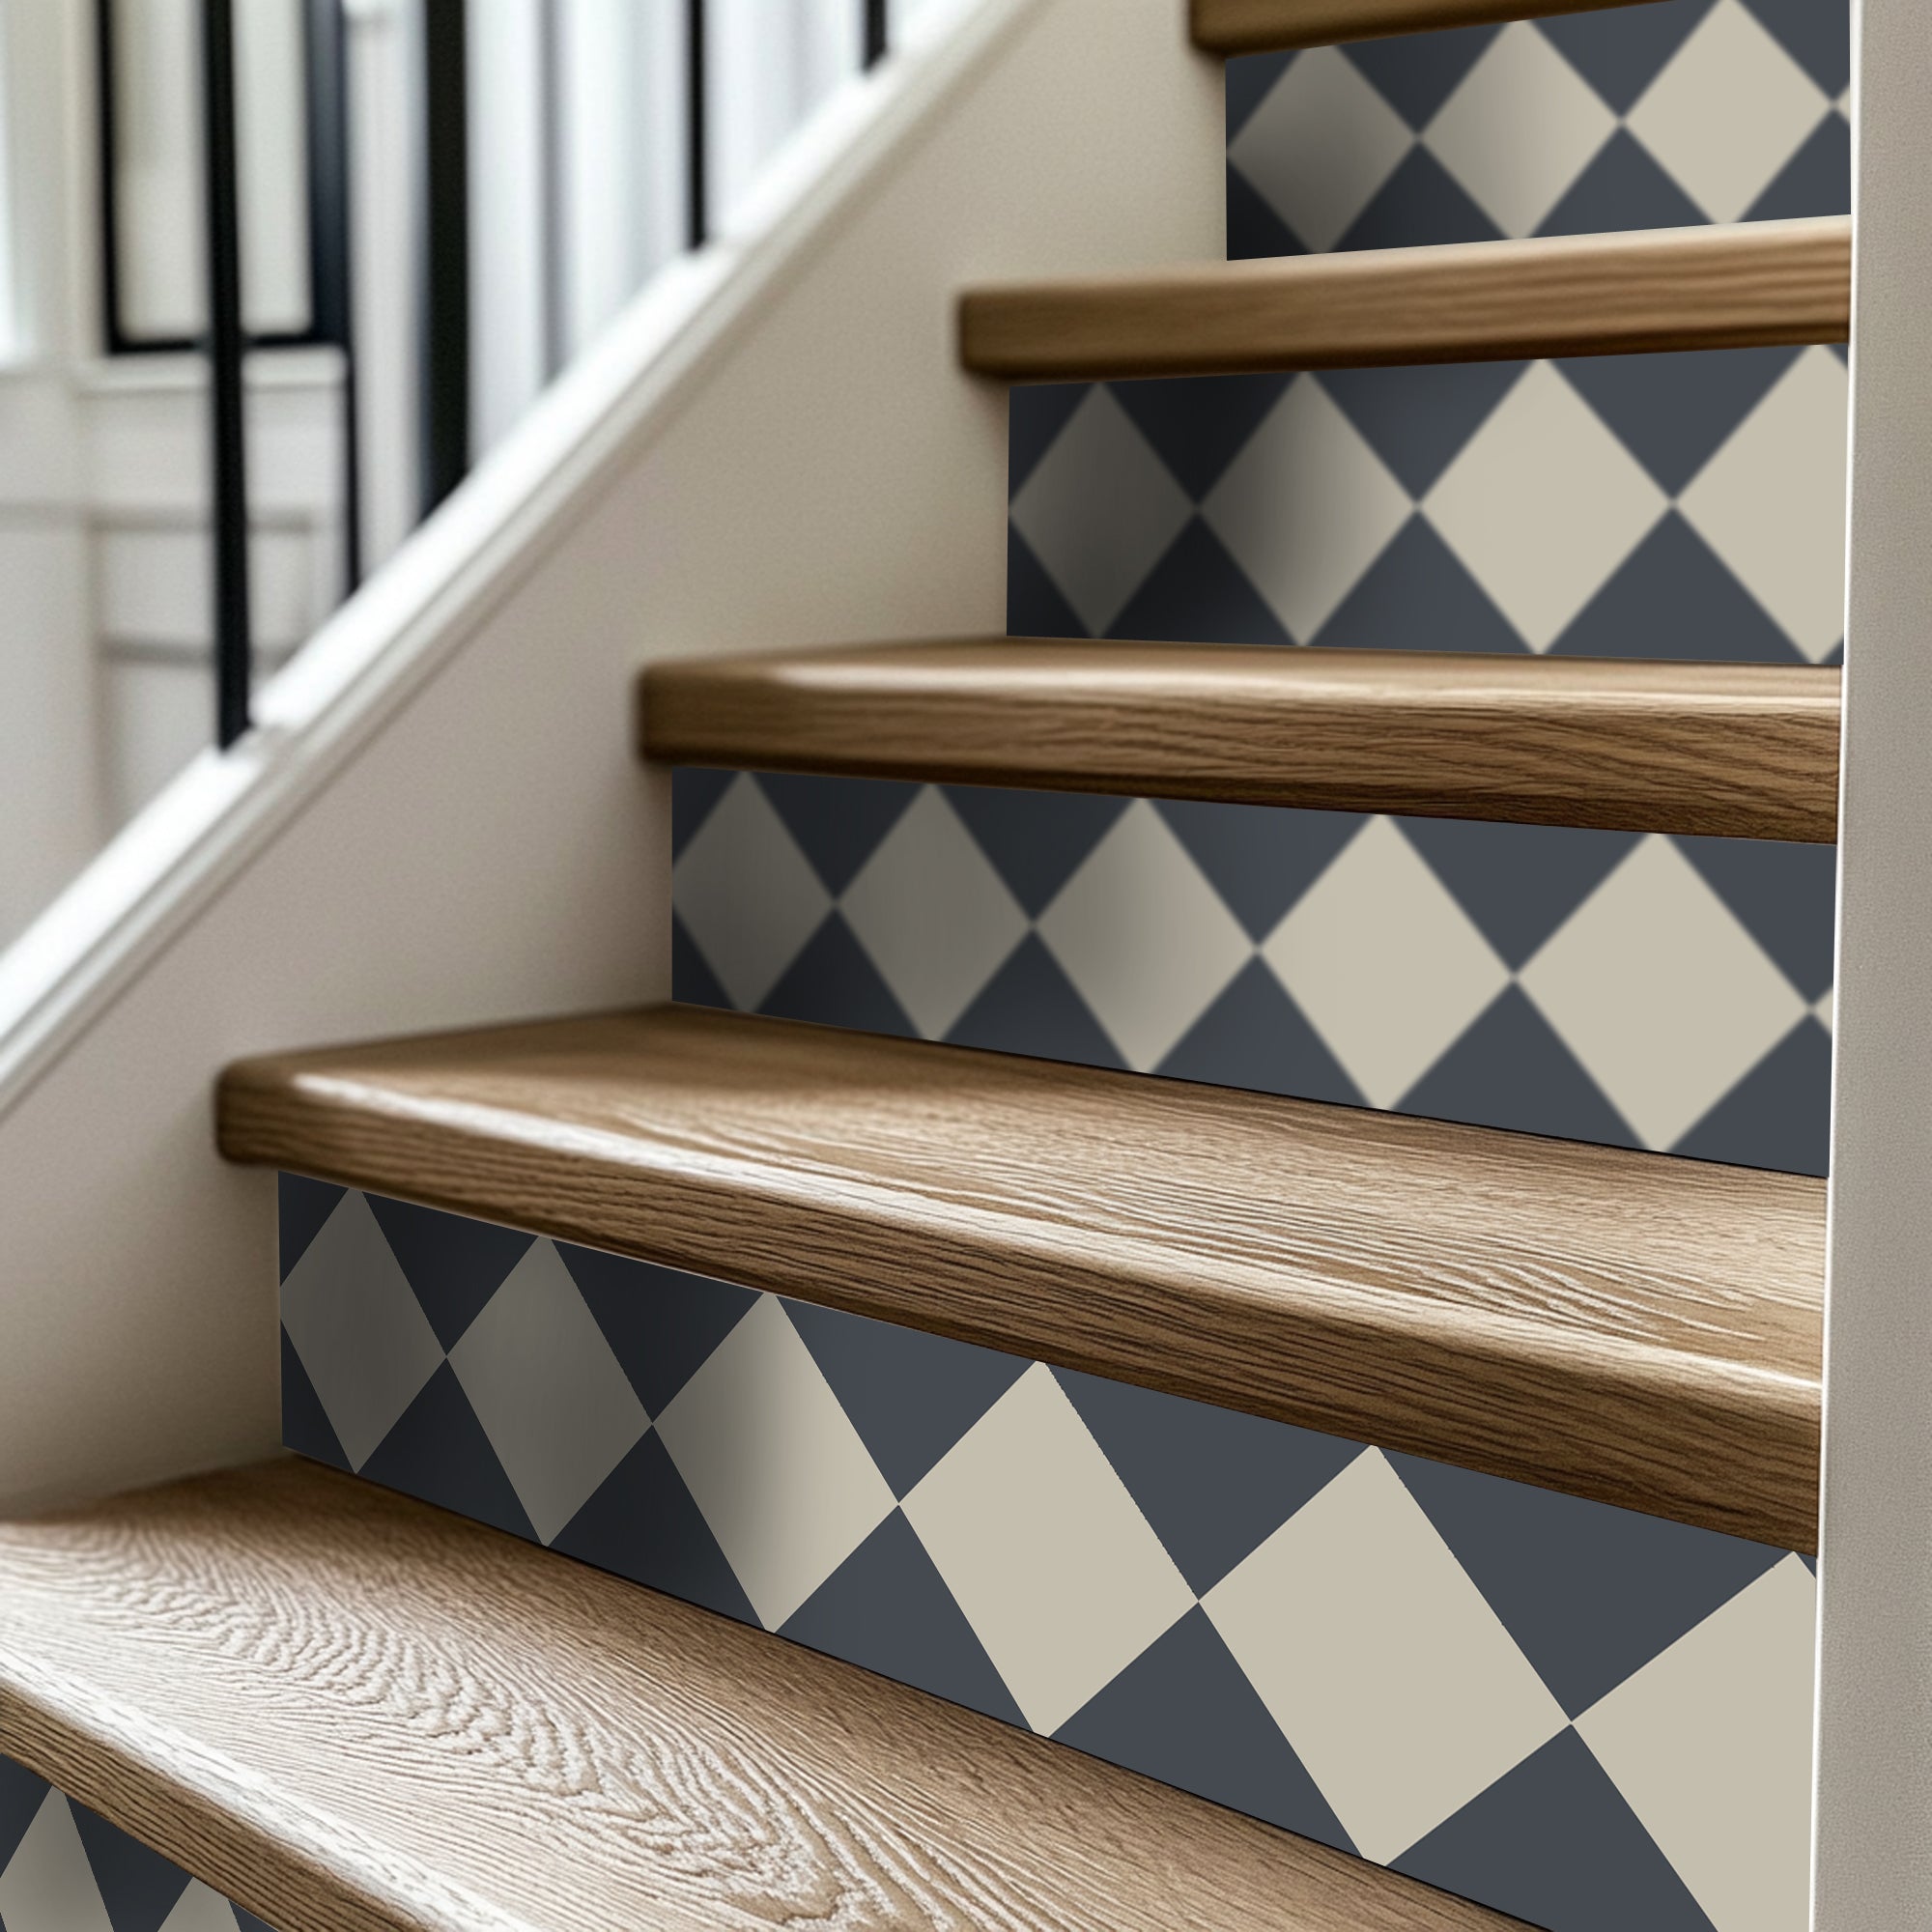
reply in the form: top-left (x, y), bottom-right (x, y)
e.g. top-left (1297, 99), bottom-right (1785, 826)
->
top-left (694, 0), bottom-right (1851, 1178)
top-left (282, 1177), bottom-right (1818, 1932)
top-left (673, 771), bottom-right (1834, 1170)
top-left (0, 1759), bottom-right (264, 1932)
top-left (1225, 0), bottom-right (1849, 260)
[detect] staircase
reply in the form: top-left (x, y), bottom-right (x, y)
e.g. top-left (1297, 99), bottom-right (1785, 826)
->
top-left (0, 2), bottom-right (1847, 1931)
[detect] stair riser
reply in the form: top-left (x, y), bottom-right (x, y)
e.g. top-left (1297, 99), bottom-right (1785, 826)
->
top-left (673, 770), bottom-right (1835, 1175)
top-left (281, 1175), bottom-right (1815, 1932)
top-left (0, 1760), bottom-right (257, 1932)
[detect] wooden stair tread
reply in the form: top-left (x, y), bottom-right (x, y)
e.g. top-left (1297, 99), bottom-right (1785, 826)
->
top-left (0, 1460), bottom-right (1526, 1932)
top-left (959, 217), bottom-right (1850, 380)
top-left (218, 1007), bottom-right (1824, 1548)
top-left (1192, 0), bottom-right (1651, 54)
top-left (642, 638), bottom-right (1841, 841)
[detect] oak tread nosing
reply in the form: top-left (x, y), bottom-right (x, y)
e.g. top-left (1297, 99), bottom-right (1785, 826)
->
top-left (0, 1461), bottom-right (1526, 1932)
top-left (217, 1007), bottom-right (1825, 1548)
top-left (1191, 0), bottom-right (1658, 54)
top-left (958, 217), bottom-right (1852, 381)
top-left (642, 638), bottom-right (1842, 841)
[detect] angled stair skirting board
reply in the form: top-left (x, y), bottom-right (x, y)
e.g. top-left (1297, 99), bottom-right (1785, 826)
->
top-left (0, 1465), bottom-right (1531, 1932)
top-left (644, 640), bottom-right (1840, 840)
top-left (221, 1012), bottom-right (1825, 1547)
top-left (271, 1177), bottom-right (1817, 1932)
top-left (0, 1760), bottom-right (263, 1932)
top-left (1192, 0), bottom-right (1656, 54)
top-left (960, 219), bottom-right (1849, 382)
top-left (671, 770), bottom-right (1837, 1177)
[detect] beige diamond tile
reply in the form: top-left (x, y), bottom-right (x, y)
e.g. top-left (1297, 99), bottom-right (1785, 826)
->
top-left (903, 1362), bottom-right (1194, 1736)
top-left (655, 1294), bottom-right (895, 1631)
top-left (1628, 0), bottom-right (1831, 222)
top-left (841, 787), bottom-right (1028, 1037)
top-left (162, 1882), bottom-right (251, 1932)
top-left (448, 1239), bottom-right (649, 1544)
top-left (1205, 1449), bottom-right (1566, 1865)
top-left (1037, 800), bottom-right (1252, 1070)
top-left (1679, 347), bottom-right (1849, 662)
top-left (1009, 387), bottom-right (1192, 637)
top-left (0, 1793), bottom-right (112, 1932)
top-left (1577, 1554), bottom-right (1816, 1932)
top-left (673, 774), bottom-right (832, 1010)
top-left (1425, 362), bottom-right (1667, 651)
top-left (1520, 837), bottom-right (1808, 1149)
top-left (1424, 23), bottom-right (1616, 238)
top-left (1203, 376), bottom-right (1412, 644)
top-left (1260, 817), bottom-right (1509, 1108)
top-left (1228, 47), bottom-right (1412, 252)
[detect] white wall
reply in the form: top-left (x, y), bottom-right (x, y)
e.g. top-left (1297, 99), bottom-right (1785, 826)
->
top-left (0, 0), bottom-right (1223, 1511)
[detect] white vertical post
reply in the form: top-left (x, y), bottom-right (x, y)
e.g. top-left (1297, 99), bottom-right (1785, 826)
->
top-left (1811, 0), bottom-right (1932, 1923)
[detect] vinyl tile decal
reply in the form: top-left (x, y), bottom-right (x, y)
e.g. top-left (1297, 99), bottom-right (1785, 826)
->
top-left (282, 1176), bottom-right (1818, 1932)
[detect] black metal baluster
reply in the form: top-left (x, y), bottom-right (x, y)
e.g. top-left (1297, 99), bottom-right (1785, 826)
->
top-left (687, 0), bottom-right (708, 249)
top-left (199, 0), bottom-right (251, 748)
top-left (864, 0), bottom-right (888, 69)
top-left (419, 0), bottom-right (470, 516)
top-left (305, 0), bottom-right (361, 594)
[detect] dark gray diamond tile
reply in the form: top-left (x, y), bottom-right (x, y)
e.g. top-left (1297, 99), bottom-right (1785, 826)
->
top-left (1338, 146), bottom-right (1503, 252)
top-left (1558, 346), bottom-right (1801, 497)
top-left (1152, 801), bottom-right (1365, 942)
top-left (1387, 1450), bottom-right (1786, 1718)
top-left (1342, 23), bottom-right (1501, 129)
top-left (945, 933), bottom-right (1128, 1070)
top-left (1226, 50), bottom-right (1293, 141)
top-left (781, 1511), bottom-right (1027, 1726)
top-left (1311, 515), bottom-right (1528, 655)
top-left (944, 787), bottom-right (1127, 920)
top-left (1108, 520), bottom-right (1292, 647)
top-left (782, 1297), bottom-right (1028, 1496)
top-left (1055, 1367), bottom-right (1365, 1593)
top-left (1537, 0), bottom-right (1716, 114)
top-left (280, 1326), bottom-right (351, 1472)
top-left (1319, 364), bottom-right (1523, 499)
top-left (358, 1362), bottom-right (539, 1544)
top-left (1393, 1728), bottom-right (1719, 1929)
top-left (1398, 986), bottom-right (1641, 1150)
top-left (1398, 818), bottom-right (1641, 970)
top-left (558, 1247), bottom-right (758, 1417)
top-left (0, 1754), bottom-right (48, 1875)
top-left (278, 1173), bottom-right (346, 1282)
top-left (551, 1432), bottom-right (757, 1626)
top-left (1741, 0), bottom-right (1850, 97)
top-left (1111, 376), bottom-right (1292, 503)
top-left (671, 913), bottom-right (731, 1009)
top-left (1549, 512), bottom-right (1806, 664)
top-left (672, 767), bottom-right (736, 858)
top-left (754, 774), bottom-right (921, 896)
top-left (1056, 1607), bottom-right (1355, 1852)
top-left (1746, 111), bottom-right (1851, 222)
top-left (759, 912), bottom-right (918, 1038)
top-left (1009, 384), bottom-right (1090, 500)
top-left (1008, 523), bottom-right (1089, 638)
top-left (1536, 128), bottom-right (1707, 237)
top-left (1157, 958), bottom-right (1367, 1107)
top-left (1674, 836), bottom-right (1837, 1000)
top-left (1227, 159), bottom-right (1305, 260)
top-left (72, 1800), bottom-right (194, 1932)
top-left (365, 1195), bottom-right (536, 1352)
top-left (1671, 1017), bottom-right (1832, 1176)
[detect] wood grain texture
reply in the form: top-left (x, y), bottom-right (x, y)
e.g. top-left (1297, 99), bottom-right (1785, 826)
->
top-left (1192, 0), bottom-right (1655, 54)
top-left (641, 639), bottom-right (1842, 841)
top-left (959, 217), bottom-right (1851, 380)
top-left (0, 1461), bottom-right (1527, 1932)
top-left (218, 1008), bottom-right (1825, 1548)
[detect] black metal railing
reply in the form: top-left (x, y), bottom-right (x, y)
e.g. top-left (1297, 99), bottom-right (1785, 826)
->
top-left (99, 0), bottom-right (894, 755)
